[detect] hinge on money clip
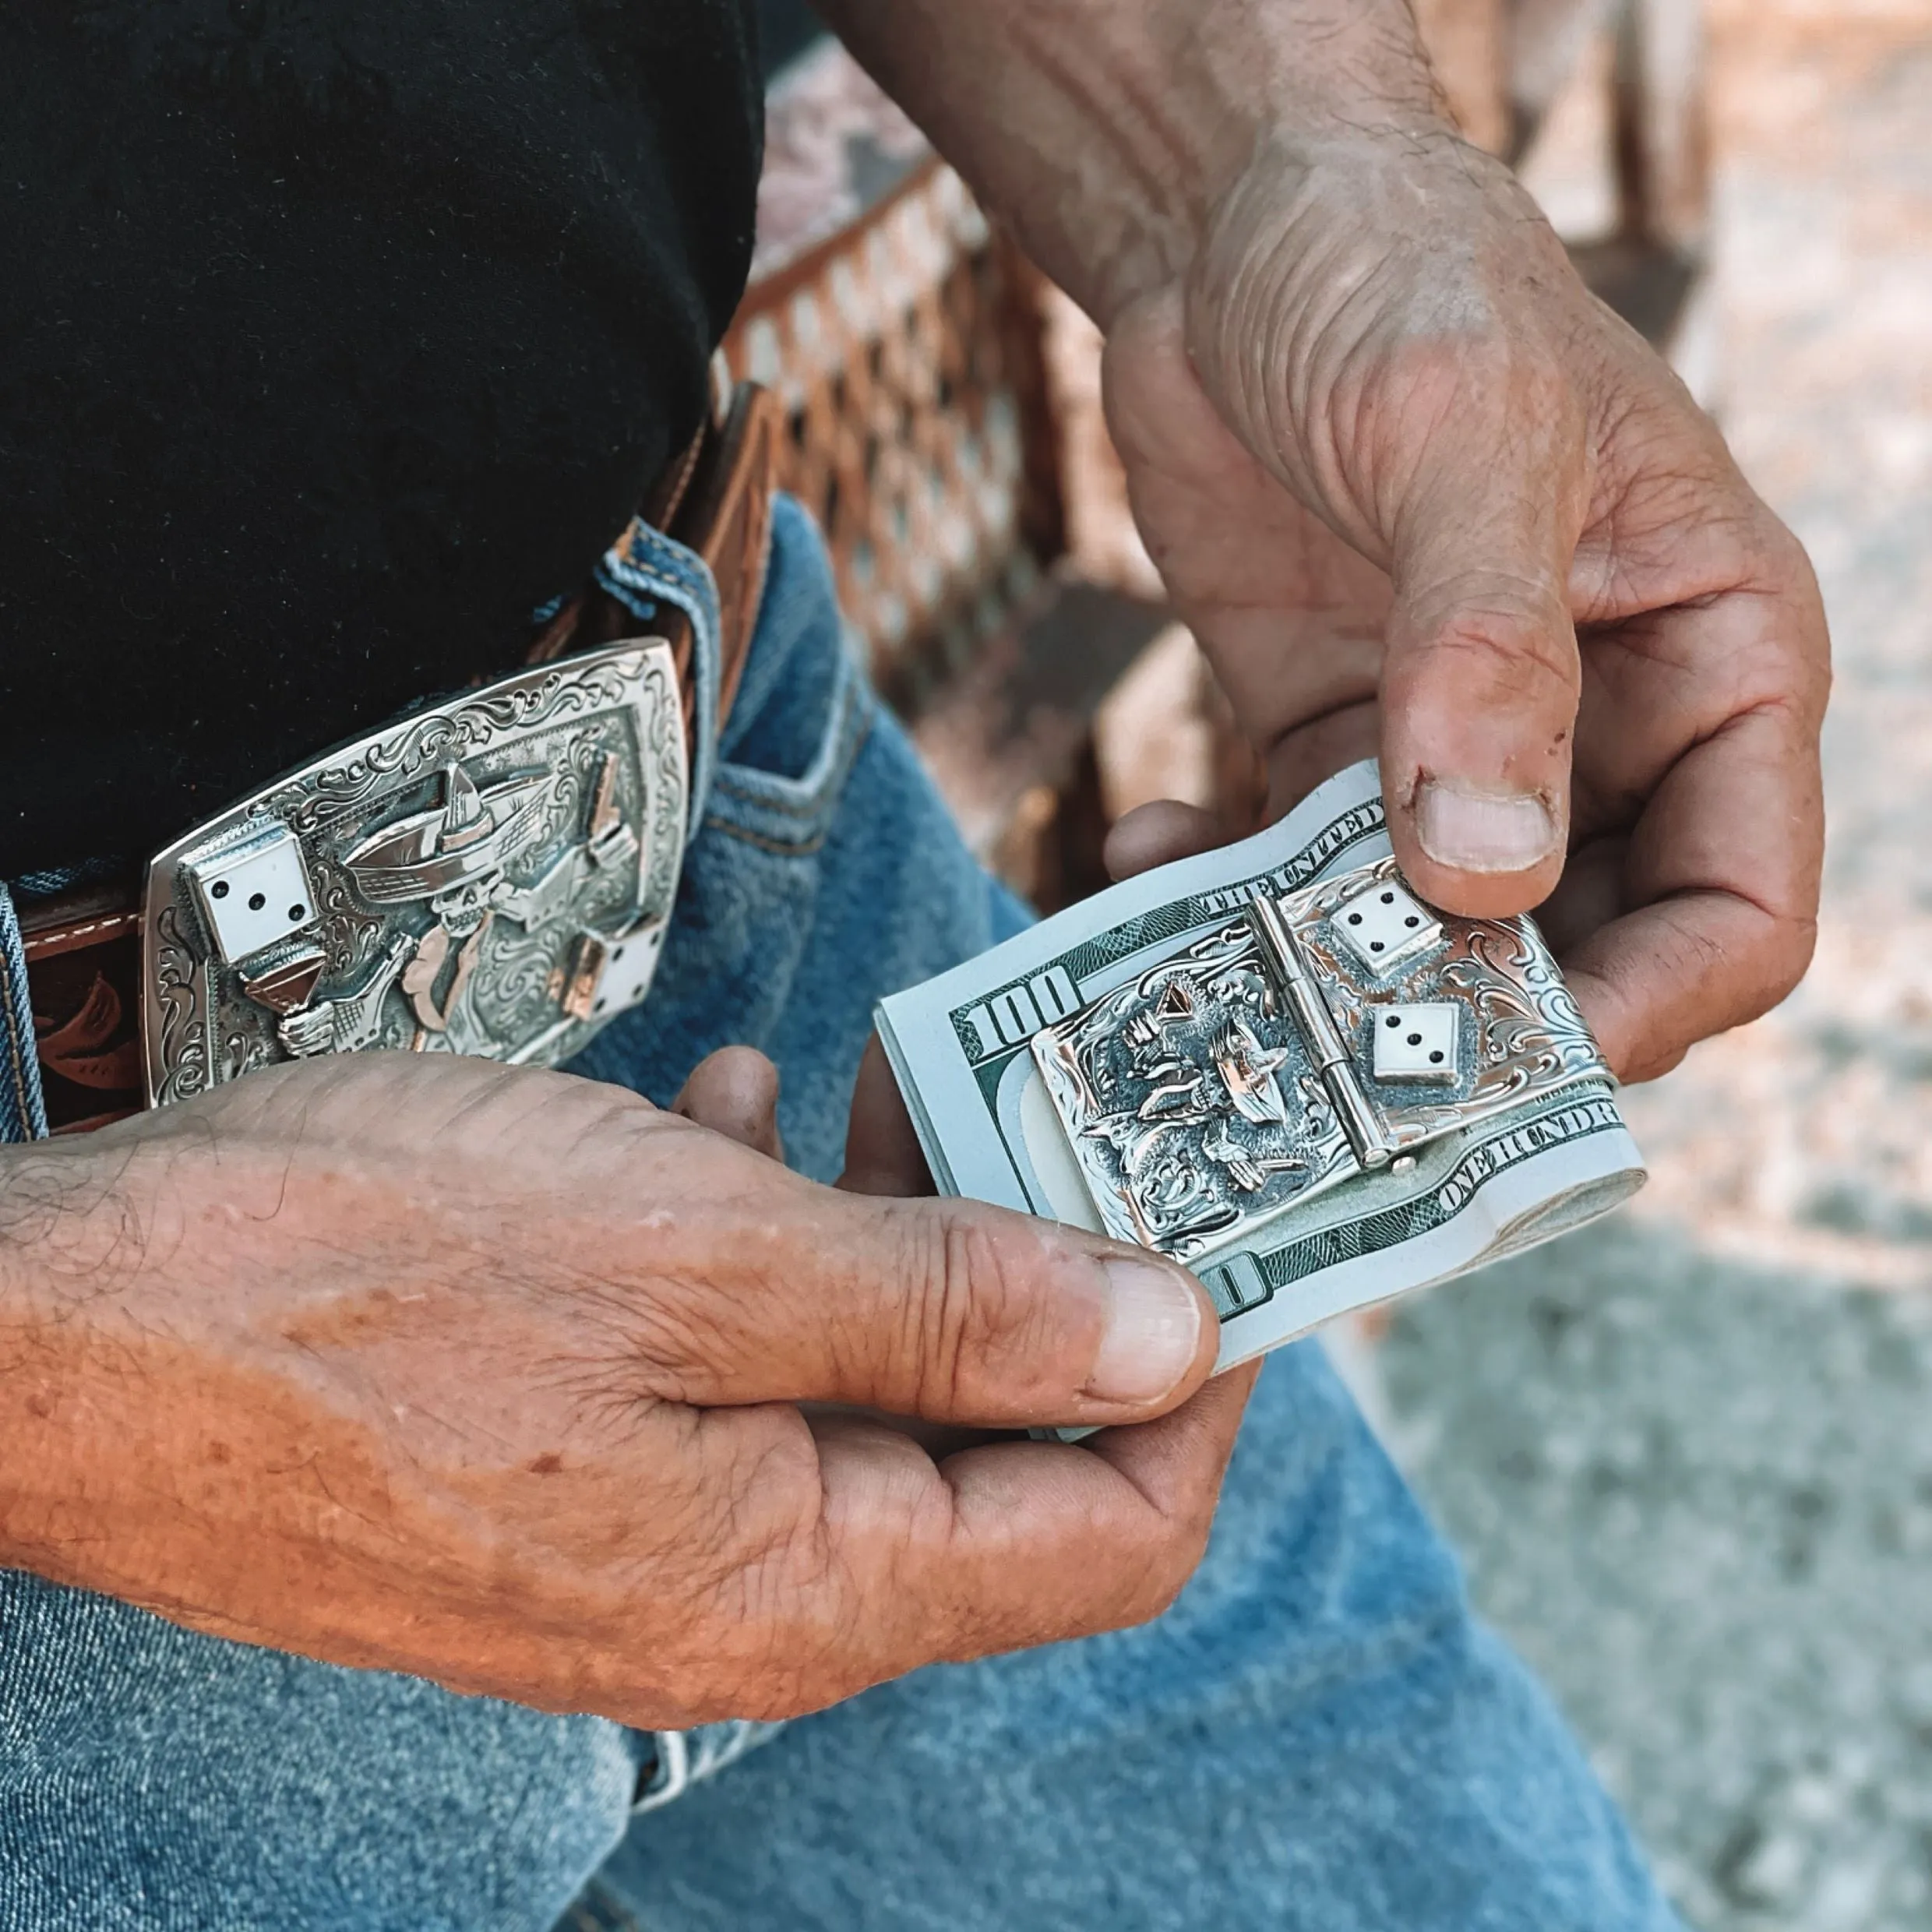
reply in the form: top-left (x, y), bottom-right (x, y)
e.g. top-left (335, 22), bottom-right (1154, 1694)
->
top-left (1027, 855), bottom-right (1616, 1266)
top-left (1244, 892), bottom-right (1397, 1172)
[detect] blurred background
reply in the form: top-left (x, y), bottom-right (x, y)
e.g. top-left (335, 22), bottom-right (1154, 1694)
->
top-left (736, 2), bottom-right (1932, 1924)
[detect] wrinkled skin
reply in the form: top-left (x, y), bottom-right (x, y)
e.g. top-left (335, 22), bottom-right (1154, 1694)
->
top-left (820, 0), bottom-right (1829, 1081)
top-left (1106, 132), bottom-right (1829, 1081)
top-left (0, 1049), bottom-right (1231, 1726)
top-left (0, 5), bottom-right (1833, 1736)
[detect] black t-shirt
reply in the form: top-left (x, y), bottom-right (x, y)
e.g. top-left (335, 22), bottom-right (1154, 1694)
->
top-left (0, 1), bottom-right (761, 877)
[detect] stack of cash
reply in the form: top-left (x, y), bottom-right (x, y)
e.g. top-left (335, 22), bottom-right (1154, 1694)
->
top-left (877, 761), bottom-right (1645, 1377)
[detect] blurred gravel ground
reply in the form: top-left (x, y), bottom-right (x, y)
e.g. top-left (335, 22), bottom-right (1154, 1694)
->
top-left (1375, 5), bottom-right (1932, 1927)
top-left (1384, 1229), bottom-right (1932, 1929)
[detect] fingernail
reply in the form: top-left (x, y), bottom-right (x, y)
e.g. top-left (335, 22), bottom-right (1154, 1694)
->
top-left (1415, 780), bottom-right (1560, 874)
top-left (1087, 1258), bottom-right (1204, 1404)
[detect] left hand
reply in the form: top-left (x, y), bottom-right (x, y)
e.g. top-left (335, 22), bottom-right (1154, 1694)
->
top-left (1102, 131), bottom-right (1829, 1082)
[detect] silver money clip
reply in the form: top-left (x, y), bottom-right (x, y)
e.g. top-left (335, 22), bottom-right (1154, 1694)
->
top-left (1030, 854), bottom-right (1613, 1264)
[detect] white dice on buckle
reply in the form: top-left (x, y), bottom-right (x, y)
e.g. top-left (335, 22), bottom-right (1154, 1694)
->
top-left (1330, 877), bottom-right (1443, 975)
top-left (1370, 1003), bottom-right (1461, 1084)
top-left (1029, 854), bottom-right (1610, 1264)
top-left (182, 827), bottom-right (320, 964)
top-left (555, 921), bottom-right (670, 1025)
top-left (139, 640), bottom-right (689, 1108)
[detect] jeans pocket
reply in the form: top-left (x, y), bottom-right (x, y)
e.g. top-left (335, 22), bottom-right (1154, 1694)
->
top-left (703, 642), bottom-right (872, 858)
top-left (565, 588), bottom-right (880, 1179)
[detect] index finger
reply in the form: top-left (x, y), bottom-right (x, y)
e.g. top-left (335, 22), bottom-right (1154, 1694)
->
top-left (810, 1359), bottom-right (1260, 1682)
top-left (1560, 636), bottom-right (1825, 1083)
top-left (839, 1032), bottom-right (934, 1197)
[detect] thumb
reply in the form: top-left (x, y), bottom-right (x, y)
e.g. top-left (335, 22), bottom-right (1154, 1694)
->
top-left (674, 1045), bottom-right (784, 1162)
top-left (1377, 407), bottom-right (1588, 921)
top-left (663, 1177), bottom-right (1218, 1430)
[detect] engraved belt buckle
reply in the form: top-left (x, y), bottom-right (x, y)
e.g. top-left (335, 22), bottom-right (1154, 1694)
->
top-left (1031, 856), bottom-right (1612, 1292)
top-left (140, 640), bottom-right (688, 1108)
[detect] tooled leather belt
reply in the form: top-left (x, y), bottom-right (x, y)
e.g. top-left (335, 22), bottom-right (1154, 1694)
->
top-left (20, 383), bottom-right (780, 1134)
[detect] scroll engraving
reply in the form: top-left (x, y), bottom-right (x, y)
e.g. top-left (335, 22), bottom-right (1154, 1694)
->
top-left (1032, 854), bottom-right (1609, 1262)
top-left (143, 642), bottom-right (687, 1107)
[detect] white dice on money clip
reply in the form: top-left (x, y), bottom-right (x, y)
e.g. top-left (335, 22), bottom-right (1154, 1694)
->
top-left (1029, 855), bottom-right (1613, 1318)
top-left (139, 640), bottom-right (689, 1108)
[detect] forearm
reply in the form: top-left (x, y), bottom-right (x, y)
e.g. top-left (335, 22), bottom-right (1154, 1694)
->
top-left (0, 1137), bottom-right (232, 1607)
top-left (0, 1129), bottom-right (392, 1660)
top-left (0, 1117), bottom-right (559, 1684)
top-left (814, 0), bottom-right (1450, 325)
top-left (0, 1139), bottom-right (155, 1586)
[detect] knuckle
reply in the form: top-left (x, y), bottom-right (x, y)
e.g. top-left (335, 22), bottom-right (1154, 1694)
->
top-left (675, 1419), bottom-right (825, 1592)
top-left (1631, 899), bottom-right (1818, 1051)
top-left (1749, 510), bottom-right (1822, 601)
top-left (1747, 909), bottom-right (1820, 1017)
top-left (1070, 1487), bottom-right (1221, 1638)
top-left (1403, 596), bottom-right (1579, 697)
top-left (894, 1206), bottom-right (1043, 1413)
top-left (689, 1480), bottom-right (857, 1718)
top-left (1374, 334), bottom-right (1581, 453)
top-left (1123, 1516), bottom-right (1213, 1629)
top-left (1668, 916), bottom-right (1736, 994)
top-left (696, 1595), bottom-right (858, 1723)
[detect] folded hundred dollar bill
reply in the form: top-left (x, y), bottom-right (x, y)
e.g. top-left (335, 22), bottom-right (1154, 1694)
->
top-left (876, 760), bottom-right (1645, 1377)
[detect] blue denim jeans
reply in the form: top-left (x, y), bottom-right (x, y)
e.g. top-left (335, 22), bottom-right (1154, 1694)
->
top-left (0, 499), bottom-right (1684, 1931)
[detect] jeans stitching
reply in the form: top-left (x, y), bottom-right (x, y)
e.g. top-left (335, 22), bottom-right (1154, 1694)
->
top-left (595, 519), bottom-right (724, 831)
top-left (705, 707), bottom-right (874, 856)
top-left (0, 886), bottom-right (48, 1142)
top-left (630, 1729), bottom-right (691, 1815)
top-left (705, 818), bottom-right (835, 858)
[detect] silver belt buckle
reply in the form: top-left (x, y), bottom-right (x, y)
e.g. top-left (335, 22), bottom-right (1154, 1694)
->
top-left (1031, 855), bottom-right (1609, 1264)
top-left (141, 640), bottom-right (688, 1107)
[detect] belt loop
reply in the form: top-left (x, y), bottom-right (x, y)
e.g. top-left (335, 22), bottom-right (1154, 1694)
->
top-left (0, 883), bottom-right (51, 1143)
top-left (630, 1729), bottom-right (692, 1814)
top-left (595, 520), bottom-right (724, 836)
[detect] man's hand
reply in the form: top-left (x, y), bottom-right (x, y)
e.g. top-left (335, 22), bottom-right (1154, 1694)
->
top-left (839, 817), bottom-right (1267, 1467)
top-left (818, 0), bottom-right (1829, 1082)
top-left (0, 1053), bottom-right (1225, 1726)
top-left (1105, 135), bottom-right (1828, 1081)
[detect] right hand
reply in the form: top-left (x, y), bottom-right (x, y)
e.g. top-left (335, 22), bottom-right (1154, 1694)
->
top-left (0, 1051), bottom-right (1227, 1726)
top-left (1103, 132), bottom-right (1830, 1083)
